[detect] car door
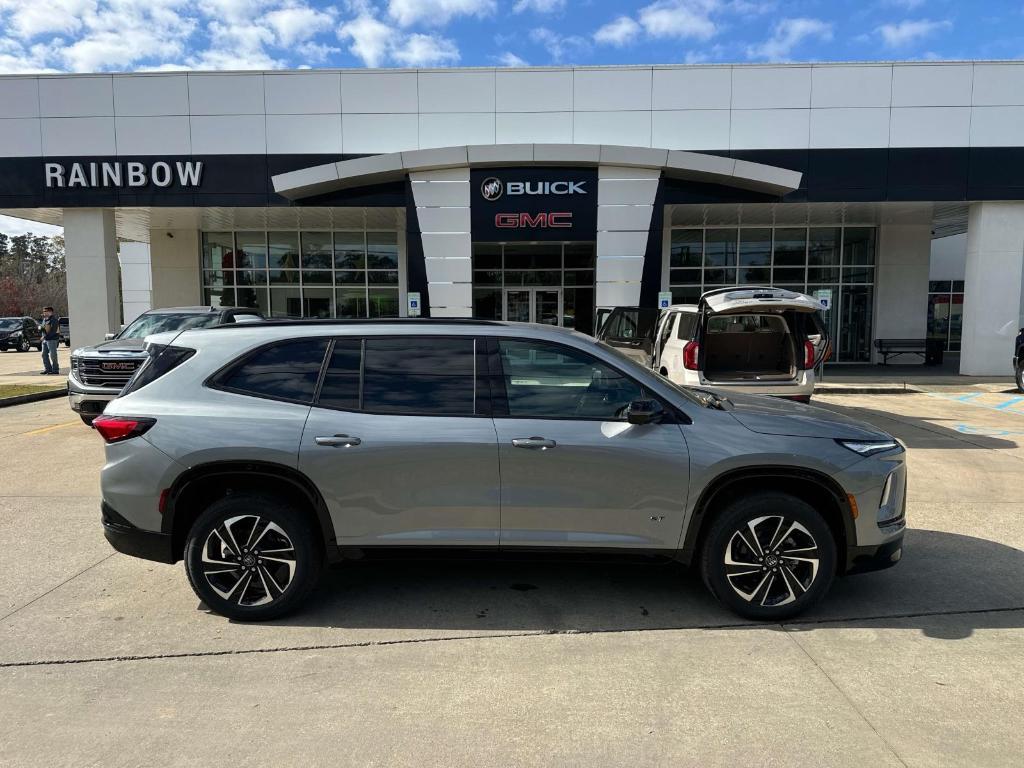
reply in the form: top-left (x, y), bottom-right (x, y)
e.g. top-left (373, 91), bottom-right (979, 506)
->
top-left (24, 318), bottom-right (39, 343)
top-left (299, 335), bottom-right (501, 548)
top-left (490, 337), bottom-right (690, 550)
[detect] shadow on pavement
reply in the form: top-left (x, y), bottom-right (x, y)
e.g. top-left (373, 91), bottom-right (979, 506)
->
top-left (258, 529), bottom-right (1023, 640)
top-left (814, 399), bottom-right (1018, 450)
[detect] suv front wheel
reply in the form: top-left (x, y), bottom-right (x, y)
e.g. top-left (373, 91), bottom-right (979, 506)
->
top-left (184, 494), bottom-right (322, 621)
top-left (701, 492), bottom-right (836, 621)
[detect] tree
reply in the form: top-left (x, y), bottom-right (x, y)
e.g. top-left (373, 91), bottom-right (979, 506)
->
top-left (0, 233), bottom-right (67, 316)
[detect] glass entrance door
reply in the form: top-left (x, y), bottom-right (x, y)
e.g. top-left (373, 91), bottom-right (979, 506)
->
top-left (503, 288), bottom-right (562, 325)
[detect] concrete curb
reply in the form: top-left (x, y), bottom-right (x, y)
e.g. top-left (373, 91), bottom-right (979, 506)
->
top-left (0, 386), bottom-right (67, 408)
top-left (815, 385), bottom-right (918, 395)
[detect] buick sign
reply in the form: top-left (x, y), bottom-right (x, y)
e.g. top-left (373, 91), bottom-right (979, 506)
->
top-left (480, 176), bottom-right (585, 200)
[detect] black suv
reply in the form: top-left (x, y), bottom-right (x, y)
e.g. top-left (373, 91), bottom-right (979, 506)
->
top-left (0, 317), bottom-right (43, 353)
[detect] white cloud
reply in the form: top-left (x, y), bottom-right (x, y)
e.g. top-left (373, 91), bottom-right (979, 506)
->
top-left (877, 18), bottom-right (952, 47)
top-left (594, 16), bottom-right (641, 47)
top-left (263, 3), bottom-right (336, 47)
top-left (337, 11), bottom-right (395, 67)
top-left (512, 0), bottom-right (564, 13)
top-left (337, 7), bottom-right (461, 68)
top-left (386, 0), bottom-right (495, 28)
top-left (0, 0), bottom-right (95, 39)
top-left (638, 0), bottom-right (718, 41)
top-left (747, 17), bottom-right (832, 59)
top-left (392, 33), bottom-right (459, 65)
top-left (529, 27), bottom-right (588, 63)
top-left (494, 51), bottom-right (529, 66)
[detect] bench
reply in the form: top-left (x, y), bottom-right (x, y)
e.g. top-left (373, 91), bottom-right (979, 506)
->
top-left (874, 338), bottom-right (927, 365)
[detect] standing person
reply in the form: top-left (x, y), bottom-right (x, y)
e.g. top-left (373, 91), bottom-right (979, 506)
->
top-left (39, 306), bottom-right (61, 375)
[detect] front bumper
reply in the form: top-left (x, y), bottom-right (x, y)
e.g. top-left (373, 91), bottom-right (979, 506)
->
top-left (67, 372), bottom-right (120, 414)
top-left (101, 502), bottom-right (175, 564)
top-left (845, 532), bottom-right (905, 575)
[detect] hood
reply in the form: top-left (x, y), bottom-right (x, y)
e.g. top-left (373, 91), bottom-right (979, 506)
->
top-left (722, 391), bottom-right (890, 440)
top-left (74, 338), bottom-right (147, 356)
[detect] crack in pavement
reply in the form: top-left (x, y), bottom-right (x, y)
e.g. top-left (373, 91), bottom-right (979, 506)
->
top-left (2, 605), bottom-right (1021, 670)
top-left (784, 627), bottom-right (911, 768)
top-left (0, 553), bottom-right (114, 625)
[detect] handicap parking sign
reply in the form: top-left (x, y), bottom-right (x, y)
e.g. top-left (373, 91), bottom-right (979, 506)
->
top-left (813, 289), bottom-right (832, 311)
top-left (658, 291), bottom-right (672, 309)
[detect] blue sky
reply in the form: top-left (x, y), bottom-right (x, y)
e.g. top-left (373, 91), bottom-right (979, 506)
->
top-left (0, 0), bottom-right (1021, 74)
top-left (0, 0), bottom-right (1022, 236)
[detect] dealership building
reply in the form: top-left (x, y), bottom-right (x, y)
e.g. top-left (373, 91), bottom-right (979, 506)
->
top-left (1, 61), bottom-right (1023, 374)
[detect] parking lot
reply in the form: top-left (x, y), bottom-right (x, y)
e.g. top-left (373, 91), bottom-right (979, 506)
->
top-left (1, 387), bottom-right (1022, 767)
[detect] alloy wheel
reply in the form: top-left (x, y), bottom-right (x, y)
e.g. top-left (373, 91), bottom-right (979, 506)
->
top-left (200, 514), bottom-right (297, 607)
top-left (723, 515), bottom-right (820, 607)
top-left (19, 338), bottom-right (29, 352)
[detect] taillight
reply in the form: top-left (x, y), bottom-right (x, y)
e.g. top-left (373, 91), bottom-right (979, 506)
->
top-left (92, 415), bottom-right (155, 443)
top-left (683, 341), bottom-right (700, 370)
top-left (802, 339), bottom-right (815, 369)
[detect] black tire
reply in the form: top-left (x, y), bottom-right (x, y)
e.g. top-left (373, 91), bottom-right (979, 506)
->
top-left (80, 414), bottom-right (96, 426)
top-left (700, 492), bottom-right (836, 621)
top-left (184, 493), bottom-right (322, 621)
top-left (64, 340), bottom-right (70, 348)
top-left (17, 338), bottom-right (29, 352)
top-left (1016, 362), bottom-right (1024, 394)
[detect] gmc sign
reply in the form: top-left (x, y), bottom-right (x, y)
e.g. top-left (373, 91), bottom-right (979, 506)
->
top-left (471, 167), bottom-right (597, 242)
top-left (495, 212), bottom-right (573, 228)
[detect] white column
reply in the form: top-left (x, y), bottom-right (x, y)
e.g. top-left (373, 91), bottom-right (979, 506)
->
top-left (118, 242), bottom-right (152, 323)
top-left (960, 202), bottom-right (1024, 375)
top-left (595, 166), bottom-right (658, 308)
top-left (149, 229), bottom-right (201, 308)
top-left (63, 209), bottom-right (120, 347)
top-left (872, 223), bottom-right (931, 363)
top-left (410, 168), bottom-right (472, 317)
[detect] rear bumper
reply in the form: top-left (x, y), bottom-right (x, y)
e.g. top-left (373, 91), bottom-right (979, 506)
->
top-left (844, 533), bottom-right (905, 575)
top-left (101, 502), bottom-right (176, 564)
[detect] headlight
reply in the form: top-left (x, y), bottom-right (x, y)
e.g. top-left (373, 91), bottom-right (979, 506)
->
top-left (836, 439), bottom-right (901, 457)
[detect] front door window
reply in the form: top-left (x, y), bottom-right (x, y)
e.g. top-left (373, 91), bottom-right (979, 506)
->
top-left (503, 288), bottom-right (562, 325)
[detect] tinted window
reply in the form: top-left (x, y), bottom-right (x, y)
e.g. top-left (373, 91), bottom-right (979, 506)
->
top-left (319, 338), bottom-right (362, 409)
top-left (362, 337), bottom-right (476, 415)
top-left (498, 340), bottom-right (644, 420)
top-left (675, 313), bottom-right (697, 340)
top-left (220, 339), bottom-right (328, 403)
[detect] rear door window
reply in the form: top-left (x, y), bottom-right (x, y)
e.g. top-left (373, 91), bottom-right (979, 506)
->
top-left (218, 339), bottom-right (329, 403)
top-left (675, 313), bottom-right (697, 340)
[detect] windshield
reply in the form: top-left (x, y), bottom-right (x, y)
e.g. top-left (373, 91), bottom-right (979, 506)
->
top-left (598, 339), bottom-right (705, 407)
top-left (0, 318), bottom-right (22, 330)
top-left (118, 312), bottom-right (221, 339)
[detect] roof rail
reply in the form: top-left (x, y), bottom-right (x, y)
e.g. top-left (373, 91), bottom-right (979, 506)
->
top-left (214, 317), bottom-right (508, 329)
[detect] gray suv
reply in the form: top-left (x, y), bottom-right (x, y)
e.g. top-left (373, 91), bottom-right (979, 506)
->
top-left (96, 320), bottom-right (906, 622)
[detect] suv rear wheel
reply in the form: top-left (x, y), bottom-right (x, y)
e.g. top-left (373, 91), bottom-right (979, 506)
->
top-left (700, 492), bottom-right (836, 621)
top-left (184, 494), bottom-right (322, 621)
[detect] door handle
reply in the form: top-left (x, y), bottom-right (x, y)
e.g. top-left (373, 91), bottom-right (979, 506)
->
top-left (512, 437), bottom-right (556, 450)
top-left (315, 434), bottom-right (361, 447)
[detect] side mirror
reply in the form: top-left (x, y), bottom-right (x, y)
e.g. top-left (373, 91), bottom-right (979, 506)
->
top-left (626, 399), bottom-right (659, 425)
top-left (104, 332), bottom-right (116, 341)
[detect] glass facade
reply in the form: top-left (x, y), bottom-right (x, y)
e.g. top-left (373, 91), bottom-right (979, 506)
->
top-left (471, 241), bottom-right (596, 335)
top-left (202, 230), bottom-right (400, 319)
top-left (668, 225), bottom-right (877, 362)
top-left (927, 280), bottom-right (965, 352)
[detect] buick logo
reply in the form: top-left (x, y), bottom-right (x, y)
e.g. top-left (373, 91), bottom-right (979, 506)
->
top-left (481, 177), bottom-right (503, 201)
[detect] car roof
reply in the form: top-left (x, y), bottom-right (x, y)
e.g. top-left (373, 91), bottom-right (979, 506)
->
top-left (142, 306), bottom-right (255, 315)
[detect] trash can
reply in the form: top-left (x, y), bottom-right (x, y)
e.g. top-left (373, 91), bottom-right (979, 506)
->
top-left (925, 338), bottom-right (944, 366)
